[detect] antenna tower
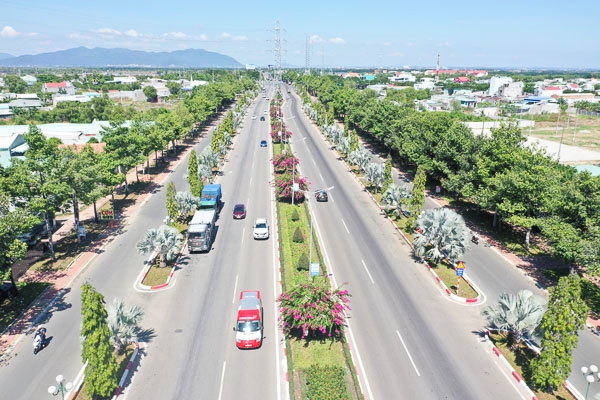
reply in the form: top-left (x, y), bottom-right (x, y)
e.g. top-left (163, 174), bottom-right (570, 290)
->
top-left (435, 52), bottom-right (440, 82)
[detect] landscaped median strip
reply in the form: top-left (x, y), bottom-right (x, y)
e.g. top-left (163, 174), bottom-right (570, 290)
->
top-left (113, 343), bottom-right (140, 398)
top-left (138, 241), bottom-right (187, 291)
top-left (484, 330), bottom-right (539, 400)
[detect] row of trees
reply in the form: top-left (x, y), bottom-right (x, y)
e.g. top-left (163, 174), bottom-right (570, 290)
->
top-left (288, 72), bottom-right (600, 276)
top-left (0, 74), bottom-right (255, 292)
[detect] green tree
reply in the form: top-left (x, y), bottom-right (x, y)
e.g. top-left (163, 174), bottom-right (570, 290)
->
top-left (188, 150), bottom-right (203, 197)
top-left (4, 75), bottom-right (27, 93)
top-left (0, 194), bottom-right (39, 293)
top-left (165, 182), bottom-right (178, 222)
top-left (143, 86), bottom-right (158, 102)
top-left (382, 156), bottom-right (393, 193)
top-left (407, 165), bottom-right (426, 229)
top-left (175, 191), bottom-right (199, 221)
top-left (136, 224), bottom-right (183, 268)
top-left (80, 283), bottom-right (118, 398)
top-left (530, 275), bottom-right (588, 391)
top-left (166, 81), bottom-right (181, 96)
top-left (481, 290), bottom-right (545, 350)
top-left (381, 183), bottom-right (412, 218)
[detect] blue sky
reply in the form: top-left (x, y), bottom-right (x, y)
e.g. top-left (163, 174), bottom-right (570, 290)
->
top-left (1, 0), bottom-right (599, 69)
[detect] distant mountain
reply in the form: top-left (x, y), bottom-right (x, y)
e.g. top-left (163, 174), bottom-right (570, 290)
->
top-left (0, 53), bottom-right (14, 60)
top-left (0, 47), bottom-right (243, 68)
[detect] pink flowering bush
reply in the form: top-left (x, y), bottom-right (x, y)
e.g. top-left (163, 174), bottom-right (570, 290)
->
top-left (274, 173), bottom-right (309, 202)
top-left (277, 281), bottom-right (351, 340)
top-left (272, 153), bottom-right (298, 173)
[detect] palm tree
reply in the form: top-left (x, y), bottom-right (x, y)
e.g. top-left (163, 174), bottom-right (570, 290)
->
top-left (348, 146), bottom-right (371, 171)
top-left (175, 191), bottom-right (200, 221)
top-left (198, 148), bottom-right (220, 169)
top-left (136, 225), bottom-right (183, 267)
top-left (482, 290), bottom-right (545, 350)
top-left (381, 184), bottom-right (412, 218)
top-left (413, 208), bottom-right (469, 263)
top-left (364, 163), bottom-right (384, 193)
top-left (198, 164), bottom-right (213, 184)
top-left (107, 298), bottom-right (145, 354)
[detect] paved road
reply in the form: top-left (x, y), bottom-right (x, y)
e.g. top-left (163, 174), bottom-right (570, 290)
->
top-left (281, 87), bottom-right (526, 399)
top-left (0, 97), bottom-right (287, 400)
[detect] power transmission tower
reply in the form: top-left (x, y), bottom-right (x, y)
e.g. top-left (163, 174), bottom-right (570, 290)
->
top-left (274, 20), bottom-right (282, 82)
top-left (305, 35), bottom-right (311, 75)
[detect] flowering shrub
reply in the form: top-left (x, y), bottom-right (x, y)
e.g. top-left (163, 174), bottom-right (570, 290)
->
top-left (272, 153), bottom-right (298, 173)
top-left (274, 173), bottom-right (309, 202)
top-left (277, 281), bottom-right (351, 340)
top-left (305, 364), bottom-right (348, 400)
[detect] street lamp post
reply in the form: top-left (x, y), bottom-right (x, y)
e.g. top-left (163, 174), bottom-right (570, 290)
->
top-left (581, 364), bottom-right (600, 400)
top-left (48, 374), bottom-right (73, 400)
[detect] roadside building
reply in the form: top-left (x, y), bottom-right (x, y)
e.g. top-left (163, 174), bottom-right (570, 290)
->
top-left (0, 131), bottom-right (27, 167)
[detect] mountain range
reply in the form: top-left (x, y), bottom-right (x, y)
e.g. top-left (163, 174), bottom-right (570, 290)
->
top-left (0, 47), bottom-right (243, 68)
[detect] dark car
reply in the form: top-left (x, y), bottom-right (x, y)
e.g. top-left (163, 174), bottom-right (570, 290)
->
top-left (232, 204), bottom-right (247, 219)
top-left (315, 190), bottom-right (328, 202)
top-left (260, 116), bottom-right (265, 121)
top-left (260, 140), bottom-right (268, 147)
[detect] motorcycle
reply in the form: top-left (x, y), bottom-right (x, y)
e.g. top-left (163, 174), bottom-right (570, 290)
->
top-left (471, 235), bottom-right (479, 245)
top-left (33, 333), bottom-right (45, 354)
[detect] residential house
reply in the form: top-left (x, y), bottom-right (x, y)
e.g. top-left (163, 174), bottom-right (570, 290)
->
top-left (414, 77), bottom-right (436, 90)
top-left (42, 81), bottom-right (75, 95)
top-left (535, 85), bottom-right (564, 97)
top-left (389, 72), bottom-right (416, 83)
top-left (565, 83), bottom-right (582, 92)
top-left (488, 76), bottom-right (513, 96)
top-left (53, 95), bottom-right (92, 107)
top-left (112, 76), bottom-right (138, 84)
top-left (454, 76), bottom-right (470, 84)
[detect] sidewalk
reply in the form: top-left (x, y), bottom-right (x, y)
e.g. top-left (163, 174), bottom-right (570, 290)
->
top-left (0, 128), bottom-right (213, 357)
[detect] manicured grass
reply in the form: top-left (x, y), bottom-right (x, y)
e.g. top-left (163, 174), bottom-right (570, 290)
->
top-left (141, 262), bottom-right (172, 286)
top-left (489, 333), bottom-right (575, 400)
top-left (430, 261), bottom-right (479, 298)
top-left (0, 282), bottom-right (50, 333)
top-left (291, 336), bottom-right (346, 370)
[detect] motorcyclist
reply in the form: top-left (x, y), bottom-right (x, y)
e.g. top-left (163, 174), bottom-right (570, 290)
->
top-left (471, 231), bottom-right (479, 243)
top-left (35, 327), bottom-right (47, 344)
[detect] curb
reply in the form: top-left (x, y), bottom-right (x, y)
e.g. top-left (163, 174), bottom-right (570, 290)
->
top-left (320, 128), bottom-right (483, 305)
top-left (484, 330), bottom-right (538, 400)
top-left (138, 242), bottom-right (186, 291)
top-left (113, 343), bottom-right (140, 398)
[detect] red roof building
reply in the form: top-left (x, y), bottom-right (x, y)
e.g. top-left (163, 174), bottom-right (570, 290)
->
top-left (454, 76), bottom-right (470, 83)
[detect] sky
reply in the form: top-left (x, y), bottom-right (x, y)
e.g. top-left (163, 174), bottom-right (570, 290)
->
top-left (1, 0), bottom-right (599, 69)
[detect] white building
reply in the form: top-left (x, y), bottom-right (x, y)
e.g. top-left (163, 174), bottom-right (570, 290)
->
top-left (389, 72), bottom-right (416, 83)
top-left (414, 77), bottom-right (436, 90)
top-left (112, 76), bottom-right (138, 84)
top-left (488, 76), bottom-right (513, 96)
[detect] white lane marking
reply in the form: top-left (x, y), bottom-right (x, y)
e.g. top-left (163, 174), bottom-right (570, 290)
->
top-left (241, 228), bottom-right (245, 246)
top-left (396, 330), bottom-right (421, 377)
top-left (341, 218), bottom-right (350, 234)
top-left (310, 207), bottom-right (374, 399)
top-left (361, 260), bottom-right (375, 284)
top-left (217, 361), bottom-right (227, 400)
top-left (318, 172), bottom-right (324, 181)
top-left (312, 158), bottom-right (317, 167)
top-left (232, 275), bottom-right (238, 304)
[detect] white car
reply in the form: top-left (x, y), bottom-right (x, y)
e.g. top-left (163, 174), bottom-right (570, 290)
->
top-left (252, 115), bottom-right (257, 120)
top-left (253, 218), bottom-right (269, 240)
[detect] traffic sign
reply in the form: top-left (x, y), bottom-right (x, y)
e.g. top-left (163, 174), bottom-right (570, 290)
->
top-left (310, 263), bottom-right (320, 276)
top-left (456, 268), bottom-right (464, 277)
top-left (456, 261), bottom-right (465, 270)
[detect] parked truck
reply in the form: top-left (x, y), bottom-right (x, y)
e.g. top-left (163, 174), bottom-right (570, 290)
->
top-left (233, 290), bottom-right (263, 349)
top-left (200, 184), bottom-right (222, 213)
top-left (187, 209), bottom-right (217, 253)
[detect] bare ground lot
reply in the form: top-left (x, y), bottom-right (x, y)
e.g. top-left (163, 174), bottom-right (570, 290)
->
top-left (527, 114), bottom-right (600, 153)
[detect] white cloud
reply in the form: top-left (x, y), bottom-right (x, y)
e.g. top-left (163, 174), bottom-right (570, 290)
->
top-left (198, 33), bottom-right (208, 41)
top-left (125, 29), bottom-right (140, 38)
top-left (93, 28), bottom-right (122, 36)
top-left (220, 32), bottom-right (247, 41)
top-left (310, 35), bottom-right (324, 43)
top-left (1, 26), bottom-right (20, 37)
top-left (329, 37), bottom-right (345, 44)
top-left (67, 32), bottom-right (91, 40)
top-left (165, 31), bottom-right (187, 39)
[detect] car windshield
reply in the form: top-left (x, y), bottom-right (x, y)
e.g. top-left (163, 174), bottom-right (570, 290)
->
top-left (237, 320), bottom-right (260, 332)
top-left (255, 223), bottom-right (267, 229)
top-left (234, 205), bottom-right (244, 212)
top-left (189, 231), bottom-right (205, 239)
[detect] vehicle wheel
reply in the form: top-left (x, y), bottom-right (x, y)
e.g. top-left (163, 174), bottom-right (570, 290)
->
top-left (33, 346), bottom-right (39, 355)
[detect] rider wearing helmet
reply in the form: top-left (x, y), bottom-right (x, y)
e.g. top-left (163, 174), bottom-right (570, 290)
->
top-left (36, 327), bottom-right (47, 343)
